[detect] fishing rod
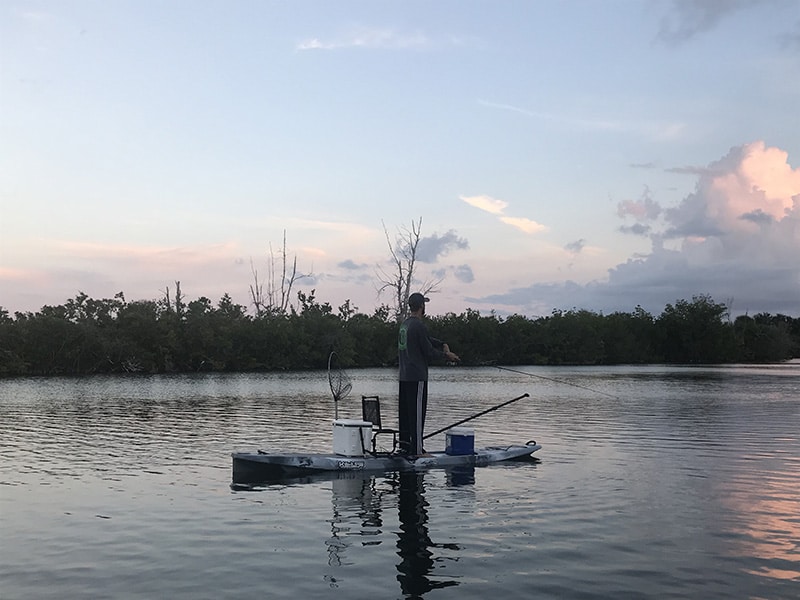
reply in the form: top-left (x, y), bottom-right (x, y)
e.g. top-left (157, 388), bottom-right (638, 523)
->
top-left (495, 365), bottom-right (618, 399)
top-left (423, 393), bottom-right (530, 440)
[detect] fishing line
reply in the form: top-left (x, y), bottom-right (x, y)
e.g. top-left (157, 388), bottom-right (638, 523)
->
top-left (495, 365), bottom-right (618, 399)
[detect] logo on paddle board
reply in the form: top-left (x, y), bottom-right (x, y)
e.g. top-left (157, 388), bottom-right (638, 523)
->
top-left (337, 459), bottom-right (365, 470)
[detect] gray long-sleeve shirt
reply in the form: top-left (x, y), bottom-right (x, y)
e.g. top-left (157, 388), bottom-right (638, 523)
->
top-left (398, 316), bottom-right (445, 381)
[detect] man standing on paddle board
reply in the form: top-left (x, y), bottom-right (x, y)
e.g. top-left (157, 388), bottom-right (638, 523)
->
top-left (398, 293), bottom-right (460, 456)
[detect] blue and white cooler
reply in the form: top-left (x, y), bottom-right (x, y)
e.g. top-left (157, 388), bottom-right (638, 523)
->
top-left (445, 427), bottom-right (475, 455)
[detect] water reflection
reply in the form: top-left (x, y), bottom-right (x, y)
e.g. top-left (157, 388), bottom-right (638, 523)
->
top-left (322, 470), bottom-right (468, 597)
top-left (722, 465), bottom-right (800, 582)
top-left (326, 475), bottom-right (386, 566)
top-left (396, 471), bottom-right (460, 598)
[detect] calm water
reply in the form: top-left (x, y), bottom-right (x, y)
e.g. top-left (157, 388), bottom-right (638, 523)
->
top-left (1, 364), bottom-right (799, 599)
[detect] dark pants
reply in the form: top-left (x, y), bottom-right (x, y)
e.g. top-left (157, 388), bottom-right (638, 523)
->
top-left (398, 380), bottom-right (427, 455)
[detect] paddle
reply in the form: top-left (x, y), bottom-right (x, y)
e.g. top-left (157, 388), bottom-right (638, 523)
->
top-left (423, 393), bottom-right (530, 440)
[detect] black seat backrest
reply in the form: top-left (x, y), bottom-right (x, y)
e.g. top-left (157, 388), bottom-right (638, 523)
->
top-left (362, 395), bottom-right (382, 428)
top-left (361, 395), bottom-right (398, 455)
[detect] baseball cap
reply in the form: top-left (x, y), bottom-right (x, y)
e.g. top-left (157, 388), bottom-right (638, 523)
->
top-left (408, 293), bottom-right (429, 310)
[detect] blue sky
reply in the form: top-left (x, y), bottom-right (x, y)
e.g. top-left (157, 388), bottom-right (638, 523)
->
top-left (2, 0), bottom-right (799, 318)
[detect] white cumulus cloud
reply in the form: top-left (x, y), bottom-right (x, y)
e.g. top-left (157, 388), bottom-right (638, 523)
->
top-left (460, 195), bottom-right (508, 215)
top-left (461, 194), bottom-right (547, 235)
top-left (499, 216), bottom-right (548, 234)
top-left (472, 141), bottom-right (800, 316)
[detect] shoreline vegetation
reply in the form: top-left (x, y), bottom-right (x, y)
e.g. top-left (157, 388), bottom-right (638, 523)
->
top-left (1, 291), bottom-right (798, 378)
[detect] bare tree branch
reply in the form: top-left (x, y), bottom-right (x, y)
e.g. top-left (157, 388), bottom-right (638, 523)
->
top-left (250, 231), bottom-right (311, 317)
top-left (249, 259), bottom-right (265, 316)
top-left (376, 217), bottom-right (441, 321)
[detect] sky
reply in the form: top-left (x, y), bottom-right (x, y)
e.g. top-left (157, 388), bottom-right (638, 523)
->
top-left (2, 0), bottom-right (799, 319)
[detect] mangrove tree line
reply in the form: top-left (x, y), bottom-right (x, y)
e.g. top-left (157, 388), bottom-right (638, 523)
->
top-left (0, 291), bottom-right (798, 377)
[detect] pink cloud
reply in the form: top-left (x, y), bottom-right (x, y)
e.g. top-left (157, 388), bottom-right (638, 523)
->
top-left (617, 187), bottom-right (662, 221)
top-left (499, 216), bottom-right (548, 234)
top-left (0, 240), bottom-right (254, 313)
top-left (0, 266), bottom-right (36, 281)
top-left (460, 194), bottom-right (508, 215)
top-left (667, 141), bottom-right (800, 238)
top-left (473, 141), bottom-right (800, 316)
top-left (705, 142), bottom-right (799, 231)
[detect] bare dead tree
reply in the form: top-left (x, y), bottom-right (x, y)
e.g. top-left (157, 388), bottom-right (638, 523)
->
top-left (249, 259), bottom-right (267, 316)
top-left (174, 281), bottom-right (184, 317)
top-left (160, 280), bottom-right (185, 316)
top-left (250, 231), bottom-right (310, 316)
top-left (269, 231), bottom-right (304, 314)
top-left (376, 217), bottom-right (442, 321)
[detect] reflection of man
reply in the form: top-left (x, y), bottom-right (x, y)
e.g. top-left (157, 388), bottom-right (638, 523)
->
top-left (395, 471), bottom-right (458, 596)
top-left (398, 293), bottom-right (460, 456)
